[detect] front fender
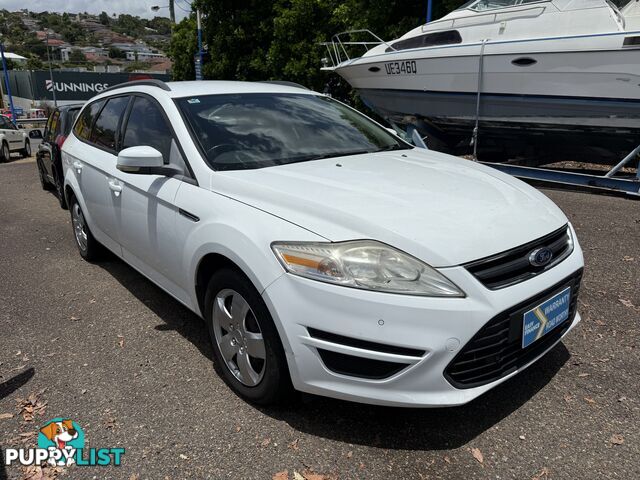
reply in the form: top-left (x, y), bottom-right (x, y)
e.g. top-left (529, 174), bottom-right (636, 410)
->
top-left (174, 184), bottom-right (324, 317)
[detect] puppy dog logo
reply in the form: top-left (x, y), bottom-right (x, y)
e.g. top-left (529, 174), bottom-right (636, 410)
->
top-left (3, 417), bottom-right (123, 467)
top-left (38, 418), bottom-right (84, 466)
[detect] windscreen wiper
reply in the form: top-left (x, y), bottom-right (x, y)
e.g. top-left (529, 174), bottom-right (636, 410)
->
top-left (375, 144), bottom-right (411, 152)
top-left (280, 150), bottom-right (375, 165)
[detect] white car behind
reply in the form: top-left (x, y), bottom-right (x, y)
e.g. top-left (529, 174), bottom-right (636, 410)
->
top-left (0, 115), bottom-right (31, 162)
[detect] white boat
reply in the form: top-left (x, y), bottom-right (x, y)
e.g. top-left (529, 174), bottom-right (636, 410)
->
top-left (322, 0), bottom-right (640, 160)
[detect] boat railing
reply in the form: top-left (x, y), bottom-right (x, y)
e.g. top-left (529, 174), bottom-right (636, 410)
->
top-left (320, 30), bottom-right (395, 69)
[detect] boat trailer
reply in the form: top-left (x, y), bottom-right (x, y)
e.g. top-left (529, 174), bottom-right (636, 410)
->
top-left (479, 149), bottom-right (640, 198)
top-left (320, 31), bottom-right (640, 197)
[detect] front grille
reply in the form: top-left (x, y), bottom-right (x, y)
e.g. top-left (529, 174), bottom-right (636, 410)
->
top-left (444, 269), bottom-right (583, 389)
top-left (464, 225), bottom-right (573, 290)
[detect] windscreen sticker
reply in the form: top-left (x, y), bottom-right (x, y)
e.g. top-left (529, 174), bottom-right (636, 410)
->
top-left (187, 98), bottom-right (200, 104)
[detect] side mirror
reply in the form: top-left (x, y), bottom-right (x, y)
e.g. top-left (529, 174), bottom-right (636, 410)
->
top-left (386, 127), bottom-right (397, 136)
top-left (117, 146), bottom-right (166, 174)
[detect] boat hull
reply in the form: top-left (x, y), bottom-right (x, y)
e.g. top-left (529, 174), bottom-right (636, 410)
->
top-left (333, 36), bottom-right (640, 160)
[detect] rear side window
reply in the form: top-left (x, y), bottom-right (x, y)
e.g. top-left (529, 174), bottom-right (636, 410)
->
top-left (90, 97), bottom-right (129, 151)
top-left (73, 100), bottom-right (104, 141)
top-left (122, 96), bottom-right (172, 162)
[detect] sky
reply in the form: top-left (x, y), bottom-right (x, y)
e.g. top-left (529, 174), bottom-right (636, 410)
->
top-left (1, 0), bottom-right (191, 21)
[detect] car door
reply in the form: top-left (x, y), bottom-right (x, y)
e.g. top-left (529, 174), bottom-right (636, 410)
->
top-left (112, 94), bottom-right (191, 302)
top-left (39, 110), bottom-right (59, 180)
top-left (70, 97), bottom-right (129, 256)
top-left (0, 116), bottom-right (19, 154)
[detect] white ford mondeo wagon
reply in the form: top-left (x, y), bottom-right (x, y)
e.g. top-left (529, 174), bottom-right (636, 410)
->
top-left (62, 80), bottom-right (584, 407)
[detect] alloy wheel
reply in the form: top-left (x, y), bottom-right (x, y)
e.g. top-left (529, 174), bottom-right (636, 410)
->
top-left (71, 203), bottom-right (88, 252)
top-left (212, 289), bottom-right (266, 387)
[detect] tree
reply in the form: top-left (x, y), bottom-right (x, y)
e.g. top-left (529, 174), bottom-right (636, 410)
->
top-left (170, 0), bottom-right (467, 87)
top-left (108, 46), bottom-right (126, 59)
top-left (148, 16), bottom-right (173, 35)
top-left (168, 16), bottom-right (197, 80)
top-left (25, 55), bottom-right (44, 70)
top-left (69, 48), bottom-right (86, 63)
top-left (99, 11), bottom-right (110, 25)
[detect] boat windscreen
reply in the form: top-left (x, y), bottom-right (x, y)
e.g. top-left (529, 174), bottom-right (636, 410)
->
top-left (459, 0), bottom-right (549, 12)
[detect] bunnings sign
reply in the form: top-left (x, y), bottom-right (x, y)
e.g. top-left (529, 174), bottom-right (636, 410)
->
top-left (8, 71), bottom-right (171, 102)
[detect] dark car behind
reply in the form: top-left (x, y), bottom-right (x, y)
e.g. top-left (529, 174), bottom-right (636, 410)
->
top-left (36, 104), bottom-right (83, 208)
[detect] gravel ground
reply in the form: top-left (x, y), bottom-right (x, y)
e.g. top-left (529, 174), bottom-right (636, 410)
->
top-left (1, 157), bottom-right (638, 480)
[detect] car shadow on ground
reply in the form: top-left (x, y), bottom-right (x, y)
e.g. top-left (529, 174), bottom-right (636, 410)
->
top-left (95, 254), bottom-right (214, 361)
top-left (263, 344), bottom-right (569, 450)
top-left (0, 367), bottom-right (35, 401)
top-left (96, 254), bottom-right (571, 451)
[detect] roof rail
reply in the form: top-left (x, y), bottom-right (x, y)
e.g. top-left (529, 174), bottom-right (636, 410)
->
top-left (101, 79), bottom-right (171, 94)
top-left (260, 80), bottom-right (309, 90)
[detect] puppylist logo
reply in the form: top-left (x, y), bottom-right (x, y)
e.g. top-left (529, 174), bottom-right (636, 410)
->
top-left (4, 418), bottom-right (124, 467)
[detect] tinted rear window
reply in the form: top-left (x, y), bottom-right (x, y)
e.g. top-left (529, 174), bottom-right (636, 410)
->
top-left (73, 100), bottom-right (105, 141)
top-left (90, 97), bottom-right (129, 151)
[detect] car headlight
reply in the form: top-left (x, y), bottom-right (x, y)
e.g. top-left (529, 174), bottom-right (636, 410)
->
top-left (271, 240), bottom-right (464, 297)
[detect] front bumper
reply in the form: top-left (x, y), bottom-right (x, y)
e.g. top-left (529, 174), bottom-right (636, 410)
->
top-left (261, 240), bottom-right (584, 407)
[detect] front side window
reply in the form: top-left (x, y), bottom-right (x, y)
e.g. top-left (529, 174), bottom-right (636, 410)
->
top-left (122, 96), bottom-right (173, 162)
top-left (90, 97), bottom-right (129, 151)
top-left (176, 93), bottom-right (409, 171)
top-left (73, 100), bottom-right (104, 141)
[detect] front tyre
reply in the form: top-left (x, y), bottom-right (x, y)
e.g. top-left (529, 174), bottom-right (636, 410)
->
top-left (204, 268), bottom-right (292, 405)
top-left (69, 195), bottom-right (100, 261)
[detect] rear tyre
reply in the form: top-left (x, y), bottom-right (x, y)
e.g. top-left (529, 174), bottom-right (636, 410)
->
top-left (53, 168), bottom-right (68, 209)
top-left (204, 268), bottom-right (292, 405)
top-left (21, 140), bottom-right (31, 158)
top-left (0, 142), bottom-right (9, 163)
top-left (69, 195), bottom-right (100, 261)
top-left (37, 159), bottom-right (53, 191)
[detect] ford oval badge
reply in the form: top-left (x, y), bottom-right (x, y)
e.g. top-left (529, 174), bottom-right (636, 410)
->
top-left (529, 247), bottom-right (553, 267)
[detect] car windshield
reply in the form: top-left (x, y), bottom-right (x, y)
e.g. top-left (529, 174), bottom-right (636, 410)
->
top-left (176, 93), bottom-right (410, 171)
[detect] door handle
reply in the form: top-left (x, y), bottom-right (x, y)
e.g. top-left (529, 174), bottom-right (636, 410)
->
top-left (108, 179), bottom-right (123, 197)
top-left (73, 161), bottom-right (82, 174)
